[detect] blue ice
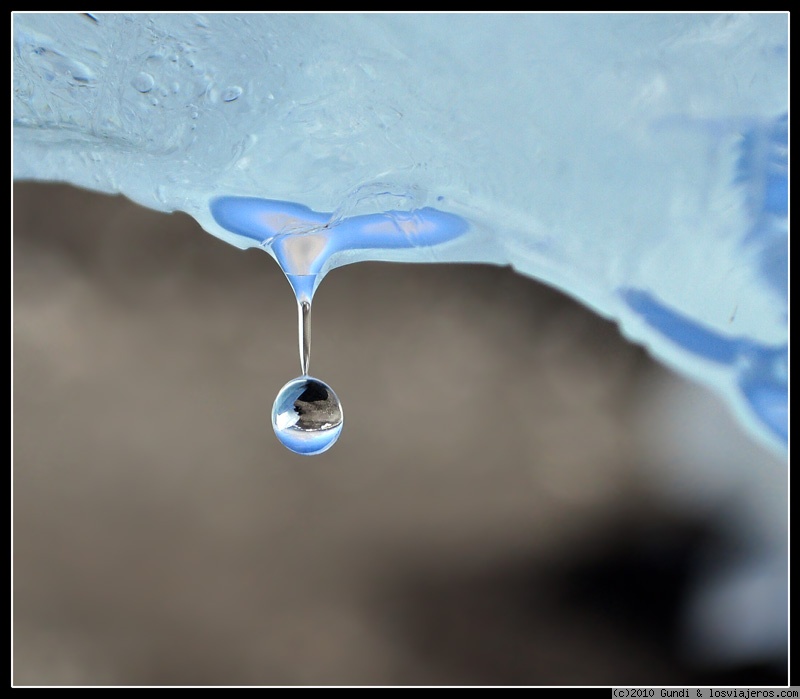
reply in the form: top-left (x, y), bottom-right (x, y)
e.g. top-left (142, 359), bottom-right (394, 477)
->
top-left (12, 13), bottom-right (788, 453)
top-left (210, 196), bottom-right (468, 300)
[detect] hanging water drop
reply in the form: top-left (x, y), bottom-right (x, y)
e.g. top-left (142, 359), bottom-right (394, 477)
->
top-left (209, 196), bottom-right (469, 456)
top-left (271, 297), bottom-right (344, 455)
top-left (272, 376), bottom-right (343, 455)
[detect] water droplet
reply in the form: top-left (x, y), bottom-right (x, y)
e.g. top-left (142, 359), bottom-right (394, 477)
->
top-left (272, 377), bottom-right (343, 455)
top-left (222, 85), bottom-right (243, 102)
top-left (132, 71), bottom-right (154, 93)
top-left (270, 298), bottom-right (342, 455)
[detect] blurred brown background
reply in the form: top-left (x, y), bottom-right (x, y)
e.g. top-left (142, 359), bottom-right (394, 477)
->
top-left (12, 182), bottom-right (787, 686)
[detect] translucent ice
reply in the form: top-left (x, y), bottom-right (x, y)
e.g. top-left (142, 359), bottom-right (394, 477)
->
top-left (210, 196), bottom-right (468, 301)
top-left (12, 13), bottom-right (788, 452)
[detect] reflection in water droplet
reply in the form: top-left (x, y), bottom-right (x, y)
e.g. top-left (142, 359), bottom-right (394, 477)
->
top-left (222, 85), bottom-right (243, 102)
top-left (272, 377), bottom-right (343, 455)
top-left (132, 71), bottom-right (155, 93)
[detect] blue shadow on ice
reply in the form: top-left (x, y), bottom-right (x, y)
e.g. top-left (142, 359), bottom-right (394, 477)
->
top-left (737, 114), bottom-right (788, 302)
top-left (622, 114), bottom-right (788, 446)
top-left (622, 288), bottom-right (787, 444)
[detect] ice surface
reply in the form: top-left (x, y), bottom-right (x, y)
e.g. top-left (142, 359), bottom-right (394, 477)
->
top-left (12, 13), bottom-right (788, 452)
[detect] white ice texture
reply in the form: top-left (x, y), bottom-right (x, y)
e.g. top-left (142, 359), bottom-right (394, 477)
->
top-left (13, 13), bottom-right (788, 453)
